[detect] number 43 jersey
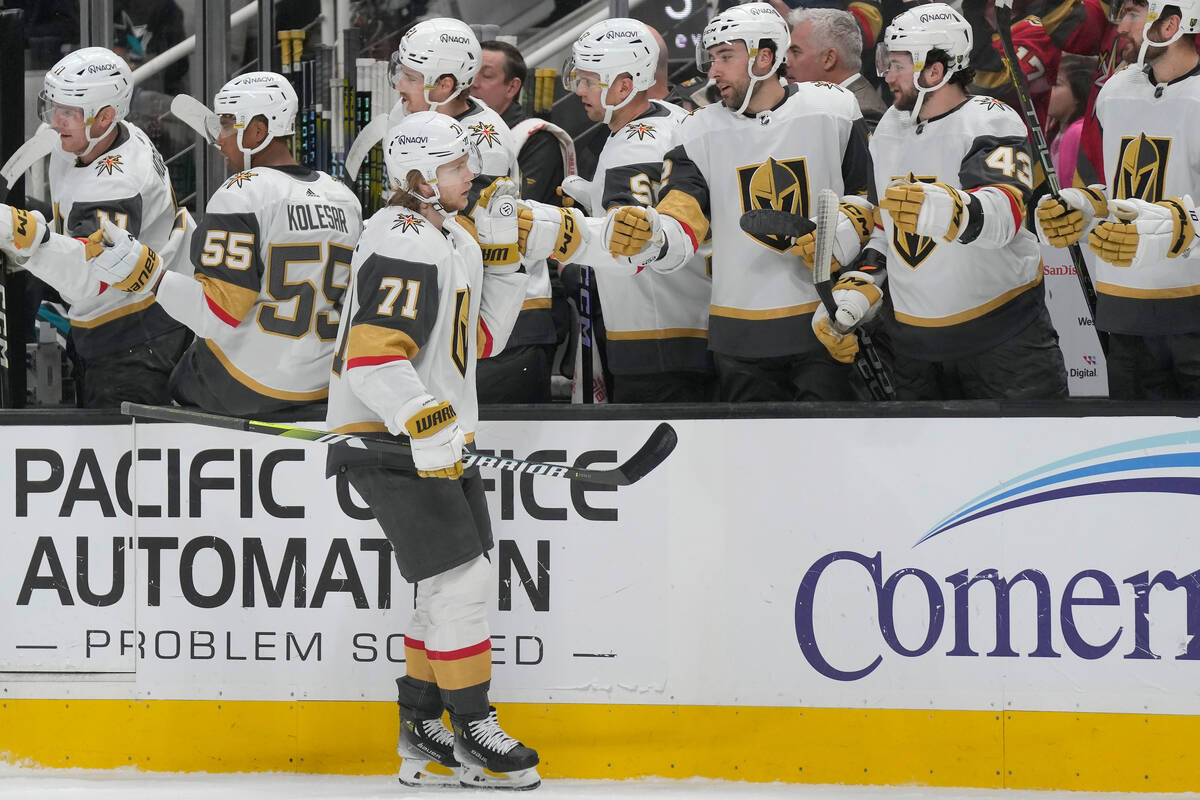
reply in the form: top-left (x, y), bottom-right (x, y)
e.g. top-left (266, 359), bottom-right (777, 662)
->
top-left (869, 96), bottom-right (1045, 361)
top-left (156, 165), bottom-right (363, 407)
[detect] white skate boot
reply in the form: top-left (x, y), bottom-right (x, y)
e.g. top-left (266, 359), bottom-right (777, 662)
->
top-left (397, 714), bottom-right (461, 787)
top-left (452, 706), bottom-right (540, 790)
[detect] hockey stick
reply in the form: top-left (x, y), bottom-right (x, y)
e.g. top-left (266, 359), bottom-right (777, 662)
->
top-left (345, 114), bottom-right (388, 183)
top-left (508, 118), bottom-right (579, 185)
top-left (0, 125), bottom-right (56, 203)
top-left (121, 402), bottom-right (677, 487)
top-left (994, 0), bottom-right (1108, 355)
top-left (0, 125), bottom-right (56, 408)
top-left (813, 189), bottom-right (895, 401)
top-left (170, 94), bottom-right (218, 143)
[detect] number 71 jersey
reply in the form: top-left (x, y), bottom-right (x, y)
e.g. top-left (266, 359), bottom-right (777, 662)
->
top-left (189, 166), bottom-right (363, 401)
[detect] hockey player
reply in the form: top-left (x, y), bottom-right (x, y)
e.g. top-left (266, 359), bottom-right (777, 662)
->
top-left (389, 19), bottom-right (556, 402)
top-left (562, 18), bottom-right (714, 402)
top-left (1038, 0), bottom-right (1200, 399)
top-left (592, 3), bottom-right (877, 401)
top-left (324, 111), bottom-right (536, 789)
top-left (87, 72), bottom-right (363, 416)
top-left (0, 46), bottom-right (191, 407)
top-left (873, 3), bottom-right (1067, 399)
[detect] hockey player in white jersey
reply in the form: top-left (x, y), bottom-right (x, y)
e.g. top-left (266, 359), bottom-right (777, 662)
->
top-left (1036, 0), bottom-right (1200, 399)
top-left (590, 3), bottom-right (877, 401)
top-left (388, 19), bottom-right (557, 401)
top-left (872, 4), bottom-right (1067, 399)
top-left (325, 112), bottom-right (535, 789)
top-left (87, 72), bottom-right (363, 416)
top-left (0, 46), bottom-right (191, 407)
top-left (563, 17), bottom-right (714, 402)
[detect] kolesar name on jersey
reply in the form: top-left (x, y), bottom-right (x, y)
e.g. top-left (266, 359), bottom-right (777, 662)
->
top-left (287, 203), bottom-right (351, 234)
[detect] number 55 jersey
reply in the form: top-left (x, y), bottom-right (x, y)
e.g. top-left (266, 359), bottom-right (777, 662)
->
top-left (154, 165), bottom-right (363, 415)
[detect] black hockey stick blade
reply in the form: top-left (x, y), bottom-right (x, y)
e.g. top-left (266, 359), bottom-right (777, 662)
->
top-left (121, 402), bottom-right (676, 487)
top-left (739, 208), bottom-right (817, 240)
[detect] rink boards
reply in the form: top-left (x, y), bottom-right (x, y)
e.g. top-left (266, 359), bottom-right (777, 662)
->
top-left (1, 411), bottom-right (1199, 792)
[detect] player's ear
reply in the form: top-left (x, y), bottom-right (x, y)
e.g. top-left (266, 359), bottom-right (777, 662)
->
top-left (822, 46), bottom-right (837, 71)
top-left (437, 74), bottom-right (459, 97)
top-left (95, 105), bottom-right (117, 133)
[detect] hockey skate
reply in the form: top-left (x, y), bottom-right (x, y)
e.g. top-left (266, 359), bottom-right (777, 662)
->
top-left (397, 714), bottom-right (462, 787)
top-left (452, 706), bottom-right (541, 790)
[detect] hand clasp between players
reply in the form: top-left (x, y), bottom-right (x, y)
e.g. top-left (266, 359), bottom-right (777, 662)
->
top-left (86, 218), bottom-right (164, 294)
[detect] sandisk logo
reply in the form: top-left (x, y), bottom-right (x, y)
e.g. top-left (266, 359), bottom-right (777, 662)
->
top-left (440, 34), bottom-right (470, 44)
top-left (919, 12), bottom-right (955, 21)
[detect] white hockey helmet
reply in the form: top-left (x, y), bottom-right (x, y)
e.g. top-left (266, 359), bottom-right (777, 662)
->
top-left (38, 47), bottom-right (133, 157)
top-left (385, 110), bottom-right (482, 210)
top-left (696, 2), bottom-right (788, 115)
top-left (563, 18), bottom-right (659, 124)
top-left (212, 71), bottom-right (298, 170)
top-left (876, 3), bottom-right (972, 120)
top-left (1136, 0), bottom-right (1200, 66)
top-left (389, 18), bottom-right (481, 113)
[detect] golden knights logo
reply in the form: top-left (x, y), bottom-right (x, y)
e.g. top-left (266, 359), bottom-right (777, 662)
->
top-left (624, 122), bottom-right (656, 141)
top-left (892, 173), bottom-right (939, 269)
top-left (225, 170), bottom-right (258, 189)
top-left (94, 154), bottom-right (124, 176)
top-left (468, 122), bottom-right (502, 148)
top-left (973, 96), bottom-right (1007, 112)
top-left (392, 213), bottom-right (424, 232)
top-left (1113, 134), bottom-right (1171, 202)
top-left (736, 157), bottom-right (810, 251)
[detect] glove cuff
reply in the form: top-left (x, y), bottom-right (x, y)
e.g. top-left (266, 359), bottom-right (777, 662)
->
top-left (404, 399), bottom-right (458, 440)
top-left (955, 191), bottom-right (985, 245)
top-left (1158, 197), bottom-right (1197, 258)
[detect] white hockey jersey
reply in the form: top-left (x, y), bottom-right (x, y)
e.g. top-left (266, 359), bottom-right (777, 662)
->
top-left (870, 95), bottom-right (1046, 361)
top-left (586, 100), bottom-right (712, 375)
top-left (28, 121), bottom-right (190, 359)
top-left (325, 206), bottom-right (527, 442)
top-left (154, 165), bottom-right (362, 411)
top-left (656, 82), bottom-right (872, 358)
top-left (1093, 62), bottom-right (1200, 335)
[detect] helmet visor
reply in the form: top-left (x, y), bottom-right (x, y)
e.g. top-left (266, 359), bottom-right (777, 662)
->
top-left (875, 42), bottom-right (915, 79)
top-left (37, 90), bottom-right (87, 128)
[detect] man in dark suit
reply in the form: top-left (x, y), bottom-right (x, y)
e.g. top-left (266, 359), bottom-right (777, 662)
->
top-left (786, 7), bottom-right (888, 132)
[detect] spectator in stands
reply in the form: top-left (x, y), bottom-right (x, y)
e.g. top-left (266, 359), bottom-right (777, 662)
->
top-left (1048, 53), bottom-right (1096, 184)
top-left (646, 25), bottom-right (694, 108)
top-left (786, 7), bottom-right (888, 131)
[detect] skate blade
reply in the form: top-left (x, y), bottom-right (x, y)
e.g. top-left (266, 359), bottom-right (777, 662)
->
top-left (398, 757), bottom-right (462, 787)
top-left (458, 764), bottom-right (541, 790)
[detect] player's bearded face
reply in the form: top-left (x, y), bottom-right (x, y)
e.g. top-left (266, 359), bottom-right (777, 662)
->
top-left (882, 53), bottom-right (918, 111)
top-left (706, 43), bottom-right (753, 110)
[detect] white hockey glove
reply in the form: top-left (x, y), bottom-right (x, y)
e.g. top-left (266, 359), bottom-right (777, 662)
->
top-left (1034, 186), bottom-right (1109, 248)
top-left (0, 203), bottom-right (49, 262)
top-left (86, 218), bottom-right (164, 295)
top-left (557, 175), bottom-right (593, 214)
top-left (790, 201), bottom-right (875, 273)
top-left (1088, 196), bottom-right (1198, 268)
top-left (881, 180), bottom-right (971, 242)
top-left (515, 201), bottom-right (584, 262)
top-left (603, 205), bottom-right (663, 261)
top-left (396, 396), bottom-right (467, 479)
top-left (470, 195), bottom-right (521, 271)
